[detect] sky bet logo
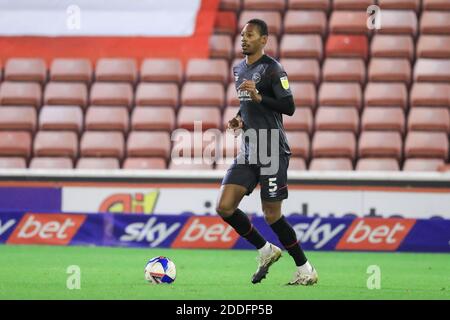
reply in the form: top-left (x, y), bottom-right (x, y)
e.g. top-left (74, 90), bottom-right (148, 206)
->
top-left (98, 190), bottom-right (159, 214)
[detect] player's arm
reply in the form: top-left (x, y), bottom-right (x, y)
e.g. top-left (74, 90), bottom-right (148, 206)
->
top-left (237, 67), bottom-right (295, 116)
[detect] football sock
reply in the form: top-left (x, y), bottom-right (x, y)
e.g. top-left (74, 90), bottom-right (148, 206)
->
top-left (270, 215), bottom-right (307, 266)
top-left (297, 261), bottom-right (313, 274)
top-left (223, 209), bottom-right (266, 249)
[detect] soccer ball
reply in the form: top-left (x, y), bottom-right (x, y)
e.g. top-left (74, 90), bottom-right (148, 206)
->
top-left (144, 256), bottom-right (176, 284)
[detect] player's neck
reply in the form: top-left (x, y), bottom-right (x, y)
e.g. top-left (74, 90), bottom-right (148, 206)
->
top-left (246, 51), bottom-right (264, 65)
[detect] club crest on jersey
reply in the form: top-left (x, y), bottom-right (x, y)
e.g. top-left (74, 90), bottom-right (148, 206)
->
top-left (280, 76), bottom-right (289, 90)
top-left (252, 72), bottom-right (261, 84)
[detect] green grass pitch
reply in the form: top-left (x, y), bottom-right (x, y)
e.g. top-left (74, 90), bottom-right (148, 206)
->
top-left (0, 245), bottom-right (449, 300)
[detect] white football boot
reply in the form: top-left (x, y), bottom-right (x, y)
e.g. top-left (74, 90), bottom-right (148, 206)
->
top-left (251, 243), bottom-right (282, 284)
top-left (287, 263), bottom-right (319, 286)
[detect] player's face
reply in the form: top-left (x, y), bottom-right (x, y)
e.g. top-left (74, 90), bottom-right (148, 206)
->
top-left (240, 24), bottom-right (267, 56)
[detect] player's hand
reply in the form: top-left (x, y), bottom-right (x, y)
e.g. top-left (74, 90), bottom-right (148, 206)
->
top-left (226, 115), bottom-right (244, 137)
top-left (238, 80), bottom-right (262, 103)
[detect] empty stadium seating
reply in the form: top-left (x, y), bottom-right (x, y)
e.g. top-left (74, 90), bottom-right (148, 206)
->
top-left (0, 2), bottom-right (449, 173)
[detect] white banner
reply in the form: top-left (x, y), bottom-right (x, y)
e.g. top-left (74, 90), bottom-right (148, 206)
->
top-left (0, 0), bottom-right (200, 36)
top-left (62, 186), bottom-right (450, 219)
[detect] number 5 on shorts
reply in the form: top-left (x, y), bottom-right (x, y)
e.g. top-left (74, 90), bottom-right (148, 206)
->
top-left (268, 177), bottom-right (277, 192)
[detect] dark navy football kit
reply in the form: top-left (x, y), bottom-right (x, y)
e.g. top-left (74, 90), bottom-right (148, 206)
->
top-left (222, 54), bottom-right (295, 201)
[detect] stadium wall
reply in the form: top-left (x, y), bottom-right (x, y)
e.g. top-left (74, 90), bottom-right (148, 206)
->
top-left (0, 169), bottom-right (450, 219)
top-left (0, 212), bottom-right (449, 253)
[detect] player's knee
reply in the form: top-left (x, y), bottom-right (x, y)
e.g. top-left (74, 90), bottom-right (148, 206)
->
top-left (262, 208), bottom-right (281, 225)
top-left (215, 202), bottom-right (236, 218)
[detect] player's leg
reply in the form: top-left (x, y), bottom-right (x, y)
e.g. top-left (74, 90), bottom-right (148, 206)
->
top-left (216, 166), bottom-right (267, 251)
top-left (261, 200), bottom-right (317, 285)
top-left (259, 155), bottom-right (318, 285)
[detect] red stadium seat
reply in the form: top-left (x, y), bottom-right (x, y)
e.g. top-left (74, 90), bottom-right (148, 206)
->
top-left (405, 132), bottom-right (449, 160)
top-left (289, 157), bottom-right (307, 170)
top-left (329, 11), bottom-right (368, 34)
top-left (0, 157), bottom-right (26, 169)
top-left (33, 131), bottom-right (78, 159)
top-left (318, 82), bottom-right (362, 109)
top-left (181, 82), bottom-right (225, 108)
top-left (127, 131), bottom-right (171, 159)
top-left (215, 158), bottom-right (237, 170)
top-left (403, 158), bottom-right (445, 172)
top-left (123, 157), bottom-right (167, 170)
top-left (0, 82), bottom-right (41, 108)
top-left (226, 83), bottom-right (239, 107)
top-left (76, 158), bottom-right (120, 170)
top-left (414, 59), bottom-right (450, 82)
top-left (209, 35), bottom-right (233, 60)
top-left (171, 131), bottom-right (214, 158)
top-left (283, 107), bottom-right (313, 134)
top-left (356, 158), bottom-right (400, 171)
top-left (378, 10), bottom-right (418, 36)
top-left (80, 131), bottom-right (125, 159)
top-left (290, 82), bottom-right (317, 109)
top-left (423, 0), bottom-right (450, 10)
top-left (50, 58), bottom-right (93, 83)
top-left (285, 132), bottom-right (310, 159)
top-left (361, 107), bottom-right (405, 134)
top-left (410, 83), bottom-right (450, 108)
top-left (135, 83), bottom-right (179, 108)
top-left (416, 35), bottom-right (450, 59)
top-left (90, 83), bottom-right (133, 109)
top-left (364, 83), bottom-right (408, 109)
top-left (368, 58), bottom-right (411, 84)
top-left (220, 0), bottom-right (241, 11)
top-left (315, 106), bottom-right (359, 134)
top-left (309, 158), bottom-right (353, 171)
top-left (39, 105), bottom-right (83, 133)
top-left (234, 35), bottom-right (279, 59)
top-left (420, 12), bottom-right (450, 35)
top-left (177, 106), bottom-right (222, 131)
top-left (0, 131), bottom-right (32, 158)
top-left (140, 59), bottom-right (182, 84)
top-left (333, 0), bottom-right (375, 10)
top-left (284, 10), bottom-right (327, 36)
top-left (358, 131), bottom-right (403, 160)
top-left (29, 157), bottom-right (73, 169)
top-left (243, 0), bottom-right (286, 11)
top-left (214, 11), bottom-right (237, 36)
top-left (186, 59), bottom-right (229, 84)
top-left (44, 82), bottom-right (88, 108)
top-left (280, 35), bottom-right (323, 60)
top-left (326, 35), bottom-right (368, 60)
top-left (312, 131), bottom-right (356, 160)
top-left (371, 35), bottom-right (414, 61)
top-left (85, 106), bottom-right (129, 133)
top-left (280, 59), bottom-right (320, 85)
top-left (222, 106), bottom-right (240, 129)
top-left (169, 159), bottom-right (213, 170)
top-left (408, 107), bottom-right (450, 133)
top-left (238, 11), bottom-right (282, 36)
top-left (95, 58), bottom-right (137, 83)
top-left (287, 0), bottom-right (330, 11)
top-left (131, 107), bottom-right (175, 132)
top-left (4, 58), bottom-right (46, 83)
top-left (378, 0), bottom-right (420, 11)
top-left (0, 106), bottom-right (37, 132)
top-left (322, 58), bottom-right (366, 84)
